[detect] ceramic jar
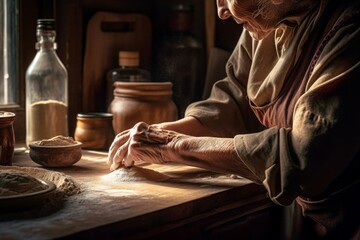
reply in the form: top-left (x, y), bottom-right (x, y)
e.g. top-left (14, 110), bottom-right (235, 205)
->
top-left (0, 111), bottom-right (15, 166)
top-left (74, 113), bottom-right (115, 150)
top-left (109, 82), bottom-right (178, 134)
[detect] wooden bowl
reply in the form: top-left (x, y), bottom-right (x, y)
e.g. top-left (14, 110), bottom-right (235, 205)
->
top-left (29, 141), bottom-right (82, 167)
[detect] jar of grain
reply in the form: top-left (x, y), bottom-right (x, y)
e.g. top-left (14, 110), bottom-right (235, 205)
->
top-left (108, 82), bottom-right (178, 134)
top-left (25, 19), bottom-right (68, 146)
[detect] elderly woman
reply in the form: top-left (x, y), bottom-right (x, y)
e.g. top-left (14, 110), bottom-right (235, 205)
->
top-left (108, 0), bottom-right (360, 238)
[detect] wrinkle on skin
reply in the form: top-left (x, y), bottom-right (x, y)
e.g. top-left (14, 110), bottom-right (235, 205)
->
top-left (217, 0), bottom-right (310, 40)
top-left (108, 122), bottom-right (183, 171)
top-left (217, 0), bottom-right (278, 39)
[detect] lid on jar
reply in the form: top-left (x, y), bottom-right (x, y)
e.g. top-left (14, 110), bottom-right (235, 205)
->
top-left (37, 19), bottom-right (55, 30)
top-left (119, 51), bottom-right (140, 67)
top-left (113, 82), bottom-right (173, 97)
top-left (77, 112), bottom-right (113, 118)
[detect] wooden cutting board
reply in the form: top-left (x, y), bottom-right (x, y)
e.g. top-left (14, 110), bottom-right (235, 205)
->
top-left (82, 12), bottom-right (152, 112)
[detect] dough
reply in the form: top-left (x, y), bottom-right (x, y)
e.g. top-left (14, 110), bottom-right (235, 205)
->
top-left (0, 170), bottom-right (48, 196)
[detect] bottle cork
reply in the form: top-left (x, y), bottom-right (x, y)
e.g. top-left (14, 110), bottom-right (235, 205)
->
top-left (119, 51), bottom-right (140, 67)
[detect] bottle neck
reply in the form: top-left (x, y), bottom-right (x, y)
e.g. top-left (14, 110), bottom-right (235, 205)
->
top-left (36, 29), bottom-right (57, 50)
top-left (166, 5), bottom-right (194, 33)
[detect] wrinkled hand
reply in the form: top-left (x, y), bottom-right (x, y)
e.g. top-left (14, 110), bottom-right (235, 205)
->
top-left (107, 122), bottom-right (183, 171)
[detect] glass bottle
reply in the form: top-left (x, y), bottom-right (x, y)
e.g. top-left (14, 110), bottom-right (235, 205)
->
top-left (153, 4), bottom-right (205, 118)
top-left (25, 19), bottom-right (68, 146)
top-left (106, 51), bottom-right (151, 107)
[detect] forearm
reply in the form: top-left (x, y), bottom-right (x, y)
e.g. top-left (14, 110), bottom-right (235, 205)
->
top-left (173, 136), bottom-right (259, 181)
top-left (153, 116), bottom-right (214, 137)
top-left (155, 118), bottom-right (258, 180)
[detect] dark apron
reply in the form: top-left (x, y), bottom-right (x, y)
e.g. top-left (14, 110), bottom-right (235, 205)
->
top-left (249, 1), bottom-right (360, 238)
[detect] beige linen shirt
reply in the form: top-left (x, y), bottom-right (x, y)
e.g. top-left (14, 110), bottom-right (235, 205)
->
top-left (186, 0), bottom-right (360, 205)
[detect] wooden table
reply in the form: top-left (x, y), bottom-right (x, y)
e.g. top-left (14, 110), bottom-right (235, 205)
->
top-left (0, 150), bottom-right (281, 239)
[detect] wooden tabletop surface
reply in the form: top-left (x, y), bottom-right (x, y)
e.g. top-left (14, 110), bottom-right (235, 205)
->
top-left (0, 150), bottom-right (274, 239)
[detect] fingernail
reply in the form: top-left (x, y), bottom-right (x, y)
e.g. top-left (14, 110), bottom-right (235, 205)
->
top-left (110, 162), bottom-right (120, 171)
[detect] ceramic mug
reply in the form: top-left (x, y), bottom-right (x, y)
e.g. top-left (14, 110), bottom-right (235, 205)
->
top-left (0, 111), bottom-right (15, 165)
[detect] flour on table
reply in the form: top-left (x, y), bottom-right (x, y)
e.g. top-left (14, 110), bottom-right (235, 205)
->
top-left (102, 166), bottom-right (170, 182)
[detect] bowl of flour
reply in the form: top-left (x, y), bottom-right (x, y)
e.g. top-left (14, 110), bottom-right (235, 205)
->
top-left (29, 135), bottom-right (82, 167)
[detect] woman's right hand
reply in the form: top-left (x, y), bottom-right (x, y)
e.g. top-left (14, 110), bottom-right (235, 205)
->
top-left (107, 121), bottom-right (189, 171)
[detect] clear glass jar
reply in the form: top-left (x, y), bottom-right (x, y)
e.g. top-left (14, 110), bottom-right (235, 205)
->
top-left (25, 19), bottom-right (68, 146)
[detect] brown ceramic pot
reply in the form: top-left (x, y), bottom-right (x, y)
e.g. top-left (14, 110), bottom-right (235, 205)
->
top-left (0, 111), bottom-right (15, 166)
top-left (109, 82), bottom-right (178, 134)
top-left (74, 113), bottom-right (115, 150)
